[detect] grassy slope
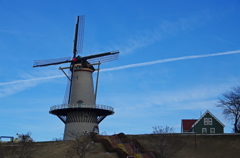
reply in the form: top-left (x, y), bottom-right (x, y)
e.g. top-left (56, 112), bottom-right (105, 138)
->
top-left (129, 134), bottom-right (240, 158)
top-left (32, 141), bottom-right (119, 158)
top-left (1, 134), bottom-right (240, 158)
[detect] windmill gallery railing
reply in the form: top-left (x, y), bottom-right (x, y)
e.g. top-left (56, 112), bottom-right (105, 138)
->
top-left (50, 103), bottom-right (114, 112)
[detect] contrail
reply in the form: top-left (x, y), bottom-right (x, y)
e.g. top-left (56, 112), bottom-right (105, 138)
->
top-left (101, 50), bottom-right (240, 72)
top-left (0, 50), bottom-right (240, 86)
top-left (0, 75), bottom-right (64, 86)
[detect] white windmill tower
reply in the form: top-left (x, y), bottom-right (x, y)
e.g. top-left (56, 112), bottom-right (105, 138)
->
top-left (33, 15), bottom-right (119, 140)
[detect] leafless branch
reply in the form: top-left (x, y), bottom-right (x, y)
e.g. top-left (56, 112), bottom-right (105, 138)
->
top-left (65, 131), bottom-right (98, 158)
top-left (148, 126), bottom-right (185, 158)
top-left (216, 86), bottom-right (240, 133)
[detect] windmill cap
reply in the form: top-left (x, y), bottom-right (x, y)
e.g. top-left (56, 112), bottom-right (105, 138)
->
top-left (72, 57), bottom-right (77, 62)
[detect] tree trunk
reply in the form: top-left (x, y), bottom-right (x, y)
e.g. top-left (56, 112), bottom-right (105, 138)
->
top-left (234, 119), bottom-right (240, 133)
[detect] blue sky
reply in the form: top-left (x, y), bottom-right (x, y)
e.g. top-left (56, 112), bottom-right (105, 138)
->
top-left (1, 0), bottom-right (240, 141)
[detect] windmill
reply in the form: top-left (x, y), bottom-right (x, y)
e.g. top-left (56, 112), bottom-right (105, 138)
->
top-left (33, 15), bottom-right (119, 140)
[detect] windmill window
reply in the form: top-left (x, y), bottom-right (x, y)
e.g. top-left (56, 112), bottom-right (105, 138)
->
top-left (75, 65), bottom-right (82, 70)
top-left (77, 100), bottom-right (83, 106)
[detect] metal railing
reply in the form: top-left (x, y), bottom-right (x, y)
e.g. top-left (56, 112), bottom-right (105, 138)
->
top-left (50, 103), bottom-right (114, 112)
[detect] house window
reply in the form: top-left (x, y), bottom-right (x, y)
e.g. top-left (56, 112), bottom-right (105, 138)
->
top-left (204, 118), bottom-right (213, 125)
top-left (210, 128), bottom-right (215, 134)
top-left (202, 128), bottom-right (207, 134)
top-left (208, 118), bottom-right (212, 125)
top-left (204, 118), bottom-right (208, 125)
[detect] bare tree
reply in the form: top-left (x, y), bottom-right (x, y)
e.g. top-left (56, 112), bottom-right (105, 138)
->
top-left (16, 132), bottom-right (33, 143)
top-left (13, 141), bottom-right (35, 158)
top-left (217, 86), bottom-right (240, 133)
top-left (0, 138), bottom-right (35, 158)
top-left (148, 126), bottom-right (185, 158)
top-left (65, 131), bottom-right (98, 158)
top-left (52, 137), bottom-right (63, 141)
top-left (5, 132), bottom-right (35, 158)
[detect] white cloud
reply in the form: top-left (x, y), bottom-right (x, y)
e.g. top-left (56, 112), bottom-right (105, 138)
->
top-left (113, 11), bottom-right (215, 55)
top-left (119, 30), bottom-right (162, 55)
top-left (212, 35), bottom-right (237, 46)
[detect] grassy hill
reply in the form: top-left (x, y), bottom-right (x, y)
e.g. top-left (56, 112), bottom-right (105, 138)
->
top-left (129, 134), bottom-right (240, 158)
top-left (1, 134), bottom-right (240, 158)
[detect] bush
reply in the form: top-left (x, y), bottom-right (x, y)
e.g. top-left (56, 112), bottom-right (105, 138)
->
top-left (96, 139), bottom-right (113, 152)
top-left (131, 139), bottom-right (147, 153)
top-left (117, 133), bottom-right (131, 143)
top-left (96, 137), bottom-right (128, 158)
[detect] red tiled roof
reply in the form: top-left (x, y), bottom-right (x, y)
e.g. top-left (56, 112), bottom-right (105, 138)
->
top-left (182, 119), bottom-right (198, 132)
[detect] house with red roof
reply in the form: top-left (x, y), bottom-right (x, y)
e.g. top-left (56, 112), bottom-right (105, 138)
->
top-left (181, 119), bottom-right (198, 133)
top-left (181, 110), bottom-right (225, 134)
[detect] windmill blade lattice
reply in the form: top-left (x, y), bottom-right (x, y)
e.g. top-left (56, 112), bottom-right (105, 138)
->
top-left (33, 56), bottom-right (72, 67)
top-left (83, 50), bottom-right (119, 64)
top-left (77, 15), bottom-right (85, 54)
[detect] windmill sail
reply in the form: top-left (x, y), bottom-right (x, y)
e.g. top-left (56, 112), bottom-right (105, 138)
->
top-left (77, 15), bottom-right (85, 54)
top-left (68, 15), bottom-right (83, 103)
top-left (33, 56), bottom-right (72, 67)
top-left (83, 51), bottom-right (120, 64)
top-left (72, 15), bottom-right (85, 58)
